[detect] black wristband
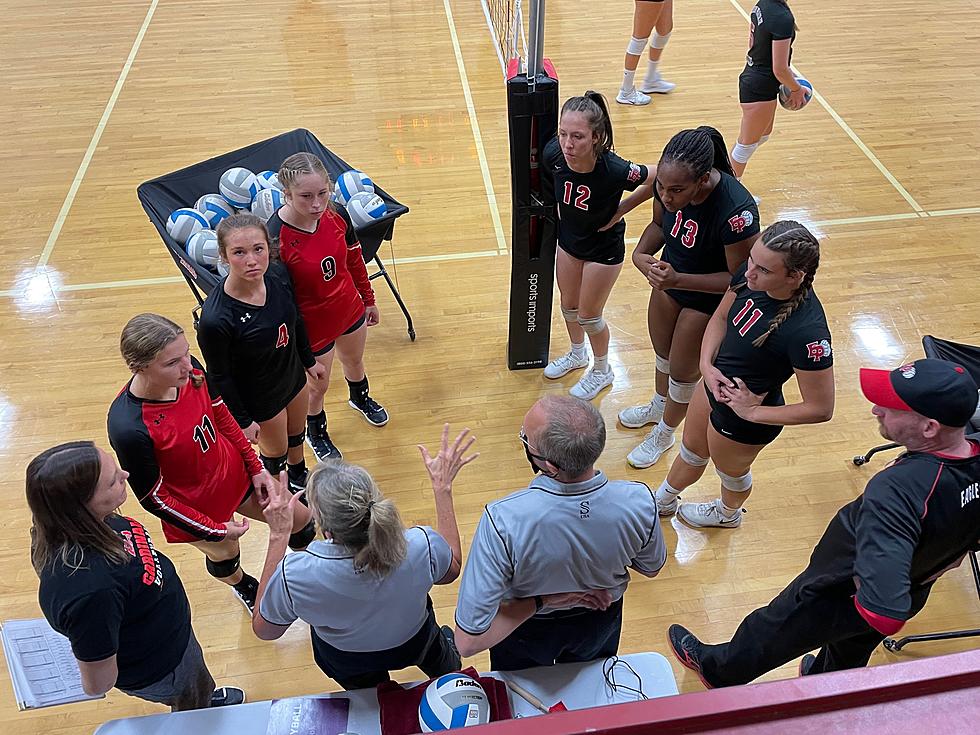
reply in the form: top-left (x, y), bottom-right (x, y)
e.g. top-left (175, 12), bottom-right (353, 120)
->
top-left (534, 595), bottom-right (544, 613)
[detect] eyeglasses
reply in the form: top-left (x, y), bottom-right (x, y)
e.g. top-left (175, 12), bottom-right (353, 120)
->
top-left (519, 427), bottom-right (561, 470)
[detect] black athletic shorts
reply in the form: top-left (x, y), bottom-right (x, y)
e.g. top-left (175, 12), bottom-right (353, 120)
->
top-left (247, 372), bottom-right (306, 424)
top-left (665, 287), bottom-right (723, 316)
top-left (312, 312), bottom-right (368, 356)
top-left (705, 382), bottom-right (784, 446)
top-left (739, 68), bottom-right (781, 104)
top-left (560, 243), bottom-right (625, 266)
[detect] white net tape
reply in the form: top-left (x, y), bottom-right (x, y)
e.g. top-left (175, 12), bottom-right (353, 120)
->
top-left (481, 0), bottom-right (528, 74)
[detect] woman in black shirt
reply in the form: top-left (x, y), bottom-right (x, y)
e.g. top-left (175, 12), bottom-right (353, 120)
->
top-left (198, 213), bottom-right (326, 495)
top-left (29, 441), bottom-right (243, 710)
top-left (731, 0), bottom-right (808, 179)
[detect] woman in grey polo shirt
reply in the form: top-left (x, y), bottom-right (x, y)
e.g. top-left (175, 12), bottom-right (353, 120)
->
top-left (251, 425), bottom-right (476, 690)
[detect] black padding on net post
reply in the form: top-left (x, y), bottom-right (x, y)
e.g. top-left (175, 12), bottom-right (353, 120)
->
top-left (506, 60), bottom-right (559, 370)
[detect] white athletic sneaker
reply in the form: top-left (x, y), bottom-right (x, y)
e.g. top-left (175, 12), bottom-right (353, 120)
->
top-left (618, 401), bottom-right (664, 429)
top-left (655, 484), bottom-right (681, 516)
top-left (569, 368), bottom-right (614, 400)
top-left (640, 75), bottom-right (676, 94)
top-left (677, 499), bottom-right (743, 529)
top-left (615, 88), bottom-right (652, 106)
top-left (543, 351), bottom-right (590, 379)
top-left (627, 425), bottom-right (676, 468)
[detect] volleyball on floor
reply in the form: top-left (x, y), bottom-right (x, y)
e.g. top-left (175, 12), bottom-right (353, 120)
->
top-left (334, 170), bottom-right (374, 205)
top-left (346, 192), bottom-right (387, 228)
top-left (220, 167), bottom-right (261, 206)
top-left (166, 208), bottom-right (209, 246)
top-left (778, 77), bottom-right (813, 110)
top-left (195, 194), bottom-right (235, 228)
top-left (186, 230), bottom-right (220, 268)
top-left (256, 170), bottom-right (282, 191)
top-left (418, 673), bottom-right (490, 732)
top-left (251, 188), bottom-right (285, 221)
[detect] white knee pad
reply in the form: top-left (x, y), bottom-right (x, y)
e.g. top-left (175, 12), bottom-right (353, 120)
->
top-left (626, 36), bottom-right (647, 56)
top-left (655, 354), bottom-right (670, 374)
top-left (717, 468), bottom-right (753, 492)
top-left (731, 141), bottom-right (760, 165)
top-left (651, 31), bottom-right (671, 50)
top-left (668, 378), bottom-right (698, 404)
top-left (578, 315), bottom-right (607, 335)
top-left (561, 306), bottom-right (579, 323)
top-left (679, 443), bottom-right (709, 467)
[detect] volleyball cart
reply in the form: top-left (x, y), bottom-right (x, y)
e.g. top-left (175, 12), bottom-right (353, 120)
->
top-left (137, 128), bottom-right (415, 340)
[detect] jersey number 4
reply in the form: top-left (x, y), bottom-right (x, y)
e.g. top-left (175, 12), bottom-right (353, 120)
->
top-left (192, 415), bottom-right (217, 454)
top-left (276, 323), bottom-right (289, 348)
top-left (562, 182), bottom-right (591, 210)
top-left (670, 211), bottom-right (699, 248)
top-left (732, 298), bottom-right (764, 336)
top-left (320, 256), bottom-right (337, 282)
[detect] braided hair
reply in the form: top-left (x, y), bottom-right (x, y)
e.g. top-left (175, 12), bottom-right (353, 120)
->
top-left (659, 126), bottom-right (735, 181)
top-left (745, 220), bottom-right (820, 347)
top-left (560, 91), bottom-right (614, 158)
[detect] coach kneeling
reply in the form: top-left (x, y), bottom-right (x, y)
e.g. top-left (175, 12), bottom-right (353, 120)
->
top-left (454, 395), bottom-right (667, 670)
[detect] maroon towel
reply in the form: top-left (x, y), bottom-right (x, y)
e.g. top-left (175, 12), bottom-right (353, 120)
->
top-left (378, 667), bottom-right (513, 735)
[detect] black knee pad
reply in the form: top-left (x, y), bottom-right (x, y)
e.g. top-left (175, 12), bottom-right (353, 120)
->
top-left (287, 430), bottom-right (306, 448)
top-left (261, 453), bottom-right (287, 476)
top-left (206, 553), bottom-right (241, 579)
top-left (288, 520), bottom-right (316, 550)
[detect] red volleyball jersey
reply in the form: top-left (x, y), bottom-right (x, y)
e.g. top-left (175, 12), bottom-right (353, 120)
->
top-left (107, 361), bottom-right (263, 543)
top-left (269, 206), bottom-right (375, 351)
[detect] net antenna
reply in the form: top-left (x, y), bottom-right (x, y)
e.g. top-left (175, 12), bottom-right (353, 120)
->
top-left (481, 0), bottom-right (531, 75)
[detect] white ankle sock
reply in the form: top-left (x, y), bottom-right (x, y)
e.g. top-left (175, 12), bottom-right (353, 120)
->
top-left (721, 500), bottom-right (740, 517)
top-left (652, 393), bottom-right (667, 412)
top-left (593, 354), bottom-right (609, 373)
top-left (643, 60), bottom-right (660, 85)
top-left (656, 419), bottom-right (676, 438)
top-left (570, 341), bottom-right (587, 359)
top-left (621, 69), bottom-right (636, 93)
top-left (658, 480), bottom-right (681, 497)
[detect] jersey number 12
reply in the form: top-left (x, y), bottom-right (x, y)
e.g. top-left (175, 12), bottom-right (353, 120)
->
top-left (562, 182), bottom-right (591, 210)
top-left (192, 415), bottom-right (217, 454)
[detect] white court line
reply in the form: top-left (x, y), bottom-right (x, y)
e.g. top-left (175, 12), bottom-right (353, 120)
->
top-left (927, 207), bottom-right (980, 218)
top-left (479, 0), bottom-right (507, 75)
top-left (35, 0), bottom-right (159, 271)
top-left (726, 0), bottom-right (926, 216)
top-left (442, 0), bottom-right (509, 255)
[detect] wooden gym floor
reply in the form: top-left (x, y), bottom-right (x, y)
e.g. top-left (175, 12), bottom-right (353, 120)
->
top-left (1, 0), bottom-right (978, 732)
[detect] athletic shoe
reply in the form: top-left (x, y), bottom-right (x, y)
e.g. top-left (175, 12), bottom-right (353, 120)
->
top-left (655, 484), bottom-right (681, 516)
top-left (677, 499), bottom-right (743, 529)
top-left (210, 686), bottom-right (246, 707)
top-left (306, 417), bottom-right (343, 462)
top-left (287, 466), bottom-right (308, 494)
top-left (639, 75), bottom-right (676, 94)
top-left (627, 426), bottom-right (676, 468)
top-left (231, 576), bottom-right (258, 616)
top-left (799, 653), bottom-right (817, 677)
top-left (618, 401), bottom-right (664, 429)
top-left (348, 396), bottom-right (389, 426)
top-left (543, 351), bottom-right (590, 379)
top-left (616, 88), bottom-right (652, 106)
top-left (569, 368), bottom-right (614, 400)
top-left (667, 624), bottom-right (715, 690)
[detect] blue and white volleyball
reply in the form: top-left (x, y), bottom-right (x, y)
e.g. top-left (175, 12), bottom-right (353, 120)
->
top-left (195, 194), bottom-right (235, 228)
top-left (186, 230), bottom-right (220, 269)
top-left (778, 77), bottom-right (814, 110)
top-left (334, 170), bottom-right (374, 205)
top-left (251, 187), bottom-right (285, 221)
top-left (166, 208), bottom-right (210, 246)
top-left (216, 259), bottom-right (229, 278)
top-left (256, 170), bottom-right (282, 191)
top-left (418, 673), bottom-right (490, 732)
top-left (346, 192), bottom-right (387, 228)
top-left (219, 167), bottom-right (260, 206)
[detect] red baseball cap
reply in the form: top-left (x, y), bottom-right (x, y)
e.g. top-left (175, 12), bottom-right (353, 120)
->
top-left (860, 358), bottom-right (978, 427)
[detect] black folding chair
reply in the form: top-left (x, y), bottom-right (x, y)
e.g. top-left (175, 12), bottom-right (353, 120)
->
top-left (137, 128), bottom-right (415, 340)
top-left (851, 335), bottom-right (980, 651)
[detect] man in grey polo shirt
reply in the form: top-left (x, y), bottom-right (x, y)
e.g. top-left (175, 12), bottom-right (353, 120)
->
top-left (454, 395), bottom-right (667, 670)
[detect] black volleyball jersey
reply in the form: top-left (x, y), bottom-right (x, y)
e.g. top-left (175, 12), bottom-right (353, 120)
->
top-left (655, 172), bottom-right (759, 277)
top-left (808, 443), bottom-right (980, 626)
top-left (714, 263), bottom-right (832, 402)
top-left (543, 136), bottom-right (648, 260)
top-left (746, 0), bottom-right (795, 73)
top-left (197, 262), bottom-right (315, 428)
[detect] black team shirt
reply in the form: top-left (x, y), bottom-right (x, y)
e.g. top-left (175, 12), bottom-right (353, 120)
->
top-left (38, 516), bottom-right (191, 690)
top-left (745, 0), bottom-right (796, 74)
top-left (197, 262), bottom-right (315, 428)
